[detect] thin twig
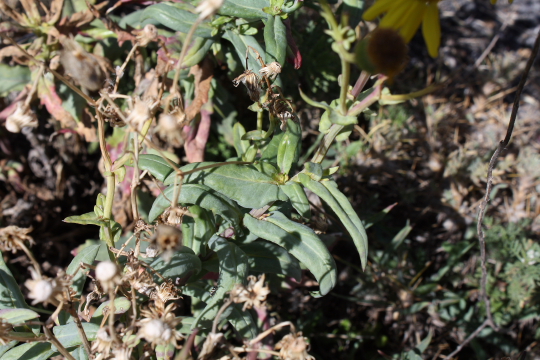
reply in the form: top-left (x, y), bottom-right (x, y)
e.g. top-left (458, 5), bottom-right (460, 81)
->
top-left (444, 320), bottom-right (489, 360)
top-left (43, 325), bottom-right (77, 360)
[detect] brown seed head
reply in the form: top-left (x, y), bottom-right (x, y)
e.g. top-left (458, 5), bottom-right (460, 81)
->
top-left (367, 28), bottom-right (408, 81)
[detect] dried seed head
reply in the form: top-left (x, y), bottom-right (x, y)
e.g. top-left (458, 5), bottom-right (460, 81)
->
top-left (5, 102), bottom-right (38, 133)
top-left (101, 104), bottom-right (125, 127)
top-left (155, 112), bottom-right (186, 147)
top-left (154, 224), bottom-right (183, 254)
top-left (198, 332), bottom-right (225, 360)
top-left (125, 265), bottom-right (155, 296)
top-left (24, 269), bottom-right (66, 306)
top-left (112, 345), bottom-right (133, 360)
top-left (134, 24), bottom-right (159, 47)
top-left (0, 319), bottom-right (13, 346)
top-left (91, 327), bottom-right (114, 356)
top-left (126, 97), bottom-right (152, 132)
top-left (259, 62), bottom-right (282, 79)
top-left (233, 70), bottom-right (262, 102)
top-left (95, 261), bottom-right (122, 291)
top-left (60, 36), bottom-right (105, 92)
top-left (138, 303), bottom-right (182, 347)
top-left (229, 274), bottom-right (271, 311)
top-left (150, 279), bottom-right (180, 311)
top-left (195, 0), bottom-right (224, 20)
top-left (275, 332), bottom-right (314, 360)
top-left (0, 226), bottom-right (34, 253)
top-left (164, 206), bottom-right (190, 226)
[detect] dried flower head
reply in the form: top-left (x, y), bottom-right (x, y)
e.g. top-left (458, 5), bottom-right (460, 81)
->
top-left (60, 36), bottom-right (106, 92)
top-left (275, 332), bottom-right (314, 360)
top-left (134, 24), bottom-right (159, 47)
top-left (111, 345), bottom-right (133, 360)
top-left (138, 303), bottom-right (182, 347)
top-left (125, 264), bottom-right (155, 297)
top-left (0, 319), bottom-right (13, 345)
top-left (163, 206), bottom-right (190, 226)
top-left (101, 104), bottom-right (125, 127)
top-left (195, 0), bottom-right (224, 20)
top-left (95, 261), bottom-right (122, 292)
top-left (126, 97), bottom-right (153, 132)
top-left (0, 226), bottom-right (34, 253)
top-left (5, 102), bottom-right (38, 133)
top-left (259, 62), bottom-right (282, 80)
top-left (150, 279), bottom-right (180, 311)
top-left (91, 327), bottom-right (114, 356)
top-left (155, 112), bottom-right (186, 147)
top-left (233, 70), bottom-right (262, 102)
top-left (198, 332), bottom-right (224, 360)
top-left (152, 224), bottom-right (183, 262)
top-left (229, 274), bottom-right (271, 311)
top-left (24, 268), bottom-right (67, 306)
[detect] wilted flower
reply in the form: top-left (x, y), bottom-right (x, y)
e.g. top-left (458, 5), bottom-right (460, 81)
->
top-left (138, 303), bottom-right (182, 347)
top-left (126, 97), bottom-right (153, 132)
top-left (0, 319), bottom-right (13, 345)
top-left (60, 36), bottom-right (106, 91)
top-left (91, 327), bottom-right (114, 357)
top-left (233, 70), bottom-right (262, 102)
top-left (5, 102), bottom-right (38, 133)
top-left (275, 332), bottom-right (314, 360)
top-left (95, 261), bottom-right (122, 292)
top-left (152, 224), bottom-right (183, 262)
top-left (0, 226), bottom-right (34, 253)
top-left (259, 62), bottom-right (282, 80)
top-left (156, 112), bottom-right (186, 147)
top-left (134, 24), bottom-right (159, 47)
top-left (195, 0), bottom-right (224, 20)
top-left (150, 279), bottom-right (180, 312)
top-left (125, 263), bottom-right (155, 296)
top-left (198, 332), bottom-right (224, 360)
top-left (164, 206), bottom-right (190, 226)
top-left (230, 274), bottom-right (271, 311)
top-left (111, 345), bottom-right (133, 360)
top-left (24, 268), bottom-right (66, 306)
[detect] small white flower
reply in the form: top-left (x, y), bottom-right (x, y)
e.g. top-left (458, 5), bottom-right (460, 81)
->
top-left (195, 0), bottom-right (224, 20)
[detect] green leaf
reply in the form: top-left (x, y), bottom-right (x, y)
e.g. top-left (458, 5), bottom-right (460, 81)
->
top-left (67, 244), bottom-right (100, 296)
top-left (163, 163), bottom-right (287, 209)
top-left (261, 131), bottom-right (284, 163)
top-left (0, 341), bottom-right (17, 358)
top-left (183, 37), bottom-right (215, 67)
top-left (342, 0), bottom-right (365, 28)
top-left (150, 246), bottom-right (202, 279)
top-left (0, 251), bottom-right (29, 310)
top-left (280, 181), bottom-right (310, 219)
top-left (57, 83), bottom-right (85, 123)
top-left (277, 119), bottom-right (301, 175)
top-left (223, 31), bottom-right (265, 72)
top-left (138, 154), bottom-right (178, 183)
top-left (406, 331), bottom-right (432, 360)
top-left (140, 3), bottom-right (213, 37)
top-left (156, 343), bottom-right (175, 360)
top-left (1, 342), bottom-right (54, 360)
top-left (70, 346), bottom-right (89, 360)
top-left (184, 206), bottom-right (214, 256)
top-left (263, 15), bottom-right (287, 65)
top-left (191, 236), bottom-right (249, 330)
top-left (233, 122), bottom-right (250, 157)
top-left (0, 308), bottom-right (39, 324)
top-left (90, 297), bottom-right (132, 325)
top-left (63, 212), bottom-right (106, 226)
top-left (299, 175), bottom-right (368, 270)
top-left (218, 0), bottom-right (269, 20)
top-left (53, 322), bottom-right (99, 350)
top-left (0, 64), bottom-right (31, 96)
top-left (243, 211), bottom-right (337, 297)
top-left (148, 184), bottom-right (242, 226)
top-left (240, 240), bottom-right (301, 280)
top-left (226, 303), bottom-right (258, 339)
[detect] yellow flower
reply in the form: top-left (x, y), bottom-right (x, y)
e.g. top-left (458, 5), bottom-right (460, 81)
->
top-left (363, 0), bottom-right (441, 58)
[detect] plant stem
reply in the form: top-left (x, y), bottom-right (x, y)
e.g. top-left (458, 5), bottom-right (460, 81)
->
top-left (339, 57), bottom-right (350, 115)
top-left (310, 124), bottom-right (344, 164)
top-left (43, 326), bottom-right (76, 360)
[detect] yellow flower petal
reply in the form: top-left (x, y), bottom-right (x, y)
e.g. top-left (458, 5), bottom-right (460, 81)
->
top-left (399, 2), bottom-right (426, 43)
top-left (379, 0), bottom-right (411, 30)
top-left (362, 0), bottom-right (395, 21)
top-left (422, 3), bottom-right (441, 58)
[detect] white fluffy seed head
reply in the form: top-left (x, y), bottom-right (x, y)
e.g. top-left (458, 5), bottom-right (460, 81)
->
top-left (95, 261), bottom-right (119, 282)
top-left (141, 319), bottom-right (170, 343)
top-left (32, 280), bottom-right (54, 303)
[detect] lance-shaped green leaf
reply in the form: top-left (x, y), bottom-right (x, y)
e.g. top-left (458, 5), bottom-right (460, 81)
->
top-left (70, 346), bottom-right (89, 360)
top-left (218, 0), bottom-right (269, 20)
top-left (243, 212), bottom-right (337, 297)
top-left (224, 303), bottom-right (258, 339)
top-left (0, 341), bottom-right (17, 358)
top-left (183, 206), bottom-right (214, 256)
top-left (138, 154), bottom-right (178, 183)
top-left (90, 297), bottom-right (131, 325)
top-left (150, 246), bottom-right (202, 279)
top-left (233, 122), bottom-right (250, 157)
top-left (279, 181), bottom-right (311, 220)
top-left (0, 308), bottom-right (39, 325)
top-left (223, 31), bottom-right (265, 72)
top-left (163, 163), bottom-right (287, 209)
top-left (240, 240), bottom-right (301, 280)
top-left (261, 131), bottom-right (284, 163)
top-left (264, 14), bottom-right (287, 65)
top-left (183, 37), bottom-right (215, 67)
top-left (63, 212), bottom-right (106, 226)
top-left (191, 236), bottom-right (249, 330)
top-left (277, 119), bottom-right (301, 175)
top-left (148, 184), bottom-right (242, 225)
top-left (53, 322), bottom-right (99, 350)
top-left (0, 251), bottom-right (29, 310)
top-left (0, 64), bottom-right (31, 96)
top-left (141, 3), bottom-right (213, 37)
top-left (2, 342), bottom-right (54, 360)
top-left (299, 174), bottom-right (368, 270)
top-left (67, 244), bottom-right (100, 295)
